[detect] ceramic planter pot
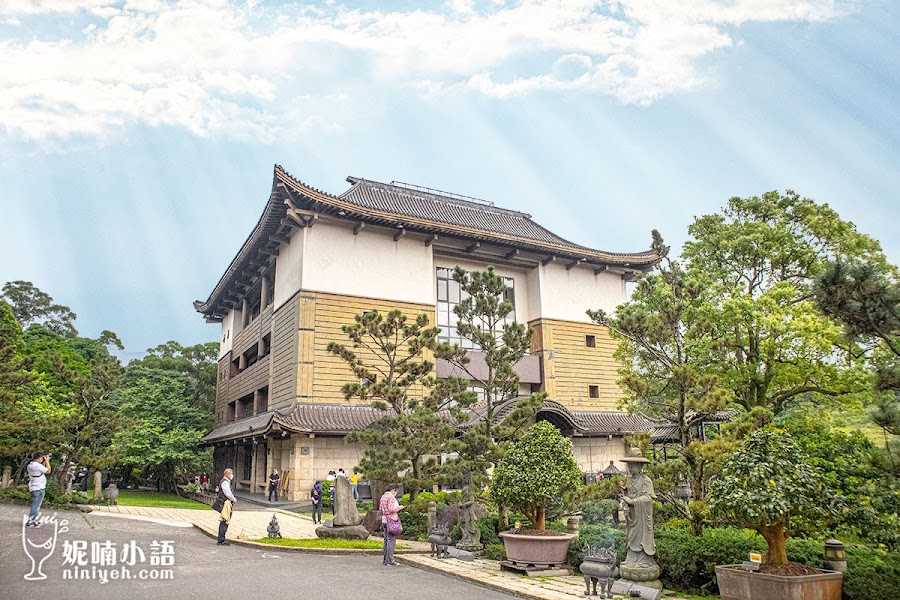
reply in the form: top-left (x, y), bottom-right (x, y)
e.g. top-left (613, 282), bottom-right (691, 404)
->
top-left (499, 531), bottom-right (575, 568)
top-left (715, 564), bottom-right (842, 600)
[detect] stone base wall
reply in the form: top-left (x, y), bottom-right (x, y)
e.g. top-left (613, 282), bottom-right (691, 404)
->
top-left (571, 436), bottom-right (626, 474)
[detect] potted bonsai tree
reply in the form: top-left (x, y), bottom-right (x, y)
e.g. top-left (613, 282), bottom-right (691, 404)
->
top-left (708, 427), bottom-right (841, 600)
top-left (492, 420), bottom-right (582, 570)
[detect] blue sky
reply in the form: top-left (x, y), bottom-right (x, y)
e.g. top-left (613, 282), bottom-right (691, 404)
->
top-left (1, 0), bottom-right (898, 361)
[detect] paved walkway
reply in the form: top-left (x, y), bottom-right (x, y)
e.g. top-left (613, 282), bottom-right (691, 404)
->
top-left (91, 505), bottom-right (697, 599)
top-left (89, 505), bottom-right (431, 552)
top-left (398, 554), bottom-right (696, 600)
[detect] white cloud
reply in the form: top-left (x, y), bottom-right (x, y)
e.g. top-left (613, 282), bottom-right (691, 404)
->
top-left (0, 0), bottom-right (851, 141)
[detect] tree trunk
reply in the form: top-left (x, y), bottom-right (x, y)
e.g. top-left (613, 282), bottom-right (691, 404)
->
top-left (92, 471), bottom-right (103, 502)
top-left (499, 505), bottom-right (509, 530)
top-left (528, 506), bottom-right (546, 531)
top-left (759, 523), bottom-right (788, 566)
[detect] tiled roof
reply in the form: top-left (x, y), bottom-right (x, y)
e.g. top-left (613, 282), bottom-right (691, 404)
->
top-left (199, 400), bottom-right (662, 444)
top-left (276, 403), bottom-right (384, 434)
top-left (195, 165), bottom-right (658, 318)
top-left (341, 178), bottom-right (597, 253)
top-left (199, 411), bottom-right (279, 444)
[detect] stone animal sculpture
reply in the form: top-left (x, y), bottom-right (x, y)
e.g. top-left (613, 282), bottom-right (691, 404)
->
top-left (267, 514), bottom-right (282, 539)
top-left (427, 525), bottom-right (452, 559)
top-left (579, 543), bottom-right (619, 598)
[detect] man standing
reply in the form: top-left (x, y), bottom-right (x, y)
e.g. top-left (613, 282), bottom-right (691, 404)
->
top-left (217, 468), bottom-right (237, 545)
top-left (26, 452), bottom-right (51, 528)
top-left (268, 469), bottom-right (280, 502)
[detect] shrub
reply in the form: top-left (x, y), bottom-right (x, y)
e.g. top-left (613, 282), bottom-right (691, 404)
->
top-left (0, 486), bottom-right (31, 501)
top-left (477, 516), bottom-right (501, 546)
top-left (580, 499), bottom-right (620, 525)
top-left (43, 480), bottom-right (71, 505)
top-left (491, 421), bottom-right (582, 531)
top-left (568, 523), bottom-right (626, 567)
top-left (655, 524), bottom-right (764, 591)
top-left (483, 543), bottom-right (507, 561)
top-left (398, 511), bottom-right (429, 541)
top-left (843, 545), bottom-right (900, 600)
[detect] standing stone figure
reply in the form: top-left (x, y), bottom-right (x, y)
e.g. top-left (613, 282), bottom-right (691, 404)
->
top-left (618, 447), bottom-right (661, 587)
top-left (456, 482), bottom-right (482, 553)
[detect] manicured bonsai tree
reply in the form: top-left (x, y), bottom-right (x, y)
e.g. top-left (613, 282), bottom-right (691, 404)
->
top-left (708, 428), bottom-right (828, 567)
top-left (491, 420), bottom-right (582, 531)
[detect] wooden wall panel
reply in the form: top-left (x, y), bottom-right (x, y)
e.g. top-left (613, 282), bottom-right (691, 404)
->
top-left (529, 318), bottom-right (622, 411)
top-left (270, 294), bottom-right (300, 410)
top-left (215, 356), bottom-right (231, 425)
top-left (310, 292), bottom-right (433, 405)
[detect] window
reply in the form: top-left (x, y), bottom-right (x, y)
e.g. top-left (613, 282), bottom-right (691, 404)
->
top-left (589, 385), bottom-right (599, 399)
top-left (227, 402), bottom-right (236, 423)
top-left (436, 267), bottom-right (516, 348)
top-left (260, 333), bottom-right (271, 358)
top-left (585, 335), bottom-right (596, 348)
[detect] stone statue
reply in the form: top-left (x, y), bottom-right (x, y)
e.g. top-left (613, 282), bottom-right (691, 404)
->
top-left (267, 514), bottom-right (282, 538)
top-left (618, 447), bottom-right (661, 587)
top-left (456, 481), bottom-right (483, 553)
top-left (428, 524), bottom-right (452, 559)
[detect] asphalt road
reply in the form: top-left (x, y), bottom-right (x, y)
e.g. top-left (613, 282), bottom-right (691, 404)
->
top-left (0, 503), bottom-right (512, 600)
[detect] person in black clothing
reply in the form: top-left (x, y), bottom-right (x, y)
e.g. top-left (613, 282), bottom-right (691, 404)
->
top-left (268, 470), bottom-right (280, 502)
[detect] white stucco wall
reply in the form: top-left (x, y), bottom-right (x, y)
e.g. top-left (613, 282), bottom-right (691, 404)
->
top-left (301, 221), bottom-right (435, 305)
top-left (537, 263), bottom-right (626, 323)
top-left (434, 257), bottom-right (533, 323)
top-left (218, 309), bottom-right (239, 360)
top-left (273, 228), bottom-right (303, 310)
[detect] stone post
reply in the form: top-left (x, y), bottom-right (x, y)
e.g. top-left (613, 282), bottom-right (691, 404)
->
top-left (1, 465), bottom-right (11, 489)
top-left (250, 443), bottom-right (259, 495)
top-left (567, 515), bottom-right (582, 535)
top-left (427, 501), bottom-right (437, 534)
top-left (92, 471), bottom-right (103, 502)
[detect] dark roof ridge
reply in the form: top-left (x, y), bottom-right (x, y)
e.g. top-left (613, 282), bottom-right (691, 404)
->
top-left (343, 176), bottom-right (534, 219)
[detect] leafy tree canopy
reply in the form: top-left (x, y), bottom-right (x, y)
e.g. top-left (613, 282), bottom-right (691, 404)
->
top-left (708, 428), bottom-right (829, 566)
top-left (491, 420), bottom-right (582, 531)
top-left (2, 280), bottom-right (77, 337)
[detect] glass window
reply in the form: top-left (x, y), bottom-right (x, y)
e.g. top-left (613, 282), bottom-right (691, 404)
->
top-left (435, 268), bottom-right (517, 347)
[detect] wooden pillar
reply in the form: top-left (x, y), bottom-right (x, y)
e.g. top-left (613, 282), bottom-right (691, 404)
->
top-left (241, 299), bottom-right (249, 328)
top-left (260, 276), bottom-right (269, 309)
top-left (250, 443), bottom-right (258, 495)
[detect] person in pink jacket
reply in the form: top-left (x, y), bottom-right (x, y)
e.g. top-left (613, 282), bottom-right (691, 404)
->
top-left (379, 483), bottom-right (405, 566)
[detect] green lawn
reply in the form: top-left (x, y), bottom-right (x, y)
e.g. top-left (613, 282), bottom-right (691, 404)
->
top-left (113, 490), bottom-right (211, 510)
top-left (252, 537), bottom-right (410, 550)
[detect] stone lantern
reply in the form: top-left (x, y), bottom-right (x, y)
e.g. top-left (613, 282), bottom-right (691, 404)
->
top-left (823, 539), bottom-right (847, 572)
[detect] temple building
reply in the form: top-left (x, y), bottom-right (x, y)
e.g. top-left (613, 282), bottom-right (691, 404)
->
top-left (195, 165), bottom-right (658, 501)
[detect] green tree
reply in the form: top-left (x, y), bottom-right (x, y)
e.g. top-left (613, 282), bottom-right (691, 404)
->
top-left (130, 341), bottom-right (219, 429)
top-left (708, 428), bottom-right (829, 566)
top-left (589, 231), bottom-right (732, 532)
top-left (491, 420), bottom-right (582, 531)
top-left (22, 325), bottom-right (124, 488)
top-left (111, 367), bottom-right (212, 494)
top-left (683, 191), bottom-right (884, 414)
top-left (0, 301), bottom-right (40, 468)
top-left (328, 310), bottom-right (462, 501)
top-left (815, 259), bottom-right (900, 474)
top-left (2, 280), bottom-right (77, 337)
top-left (432, 266), bottom-right (544, 492)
